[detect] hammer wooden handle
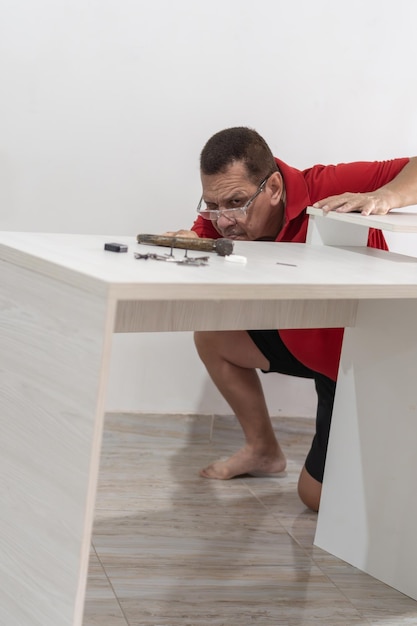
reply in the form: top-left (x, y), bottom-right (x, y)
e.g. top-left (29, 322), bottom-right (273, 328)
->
top-left (136, 234), bottom-right (234, 256)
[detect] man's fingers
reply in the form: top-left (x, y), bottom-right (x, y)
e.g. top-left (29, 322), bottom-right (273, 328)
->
top-left (162, 229), bottom-right (198, 238)
top-left (314, 193), bottom-right (389, 215)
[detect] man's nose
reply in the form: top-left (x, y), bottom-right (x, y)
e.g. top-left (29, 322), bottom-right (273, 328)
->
top-left (216, 212), bottom-right (236, 227)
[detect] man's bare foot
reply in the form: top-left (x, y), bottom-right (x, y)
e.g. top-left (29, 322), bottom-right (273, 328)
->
top-left (200, 445), bottom-right (287, 480)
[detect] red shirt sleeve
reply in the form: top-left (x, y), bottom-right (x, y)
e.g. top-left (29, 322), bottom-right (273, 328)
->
top-left (305, 159), bottom-right (409, 204)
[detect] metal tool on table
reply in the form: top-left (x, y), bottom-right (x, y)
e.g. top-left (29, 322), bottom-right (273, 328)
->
top-left (136, 233), bottom-right (234, 257)
top-left (134, 251), bottom-right (209, 266)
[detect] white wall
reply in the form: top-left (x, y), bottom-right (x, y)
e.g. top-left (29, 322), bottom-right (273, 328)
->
top-left (1, 0), bottom-right (416, 415)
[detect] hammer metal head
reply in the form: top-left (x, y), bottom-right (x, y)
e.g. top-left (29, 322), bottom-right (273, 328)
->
top-left (216, 238), bottom-right (234, 256)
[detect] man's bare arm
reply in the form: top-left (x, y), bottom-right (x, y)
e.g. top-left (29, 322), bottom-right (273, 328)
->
top-left (314, 157), bottom-right (417, 215)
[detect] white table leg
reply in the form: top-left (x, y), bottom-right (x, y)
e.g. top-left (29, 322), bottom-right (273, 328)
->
top-left (315, 298), bottom-right (417, 600)
top-left (0, 262), bottom-right (114, 625)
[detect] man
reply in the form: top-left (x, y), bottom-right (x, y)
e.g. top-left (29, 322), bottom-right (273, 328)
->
top-left (168, 126), bottom-right (417, 511)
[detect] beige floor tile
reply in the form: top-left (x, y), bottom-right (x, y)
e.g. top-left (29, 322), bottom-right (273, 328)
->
top-left (103, 412), bottom-right (214, 448)
top-left (84, 413), bottom-right (417, 626)
top-left (93, 487), bottom-right (310, 568)
top-left (106, 563), bottom-right (367, 626)
top-left (83, 553), bottom-right (128, 626)
top-left (310, 548), bottom-right (417, 623)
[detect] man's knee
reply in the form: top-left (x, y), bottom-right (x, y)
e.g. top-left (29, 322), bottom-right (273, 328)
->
top-left (194, 330), bottom-right (214, 356)
top-left (194, 330), bottom-right (238, 355)
top-left (297, 465), bottom-right (322, 512)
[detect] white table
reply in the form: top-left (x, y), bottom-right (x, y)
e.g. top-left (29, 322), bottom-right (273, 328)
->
top-left (1, 230), bottom-right (417, 625)
top-left (306, 207), bottom-right (417, 602)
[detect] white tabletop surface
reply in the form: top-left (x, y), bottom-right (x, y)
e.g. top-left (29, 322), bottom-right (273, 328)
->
top-left (307, 206), bottom-right (417, 232)
top-left (1, 231), bottom-right (417, 300)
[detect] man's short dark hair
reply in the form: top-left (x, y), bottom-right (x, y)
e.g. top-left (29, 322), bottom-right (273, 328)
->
top-left (200, 127), bottom-right (278, 183)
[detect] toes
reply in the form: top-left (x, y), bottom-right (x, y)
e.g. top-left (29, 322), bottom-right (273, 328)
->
top-left (200, 466), bottom-right (217, 479)
top-left (200, 464), bottom-right (228, 480)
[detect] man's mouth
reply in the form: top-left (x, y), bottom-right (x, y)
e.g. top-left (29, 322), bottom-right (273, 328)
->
top-left (220, 227), bottom-right (244, 239)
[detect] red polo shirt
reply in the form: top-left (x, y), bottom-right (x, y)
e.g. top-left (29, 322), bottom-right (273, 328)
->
top-left (191, 157), bottom-right (409, 380)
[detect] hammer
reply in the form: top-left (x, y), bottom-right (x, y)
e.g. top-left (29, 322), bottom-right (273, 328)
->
top-left (136, 234), bottom-right (234, 257)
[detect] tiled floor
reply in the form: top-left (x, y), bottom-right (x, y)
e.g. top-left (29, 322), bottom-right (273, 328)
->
top-left (84, 413), bottom-right (417, 625)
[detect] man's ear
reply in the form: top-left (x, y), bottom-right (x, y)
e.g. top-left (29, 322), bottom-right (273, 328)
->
top-left (267, 171), bottom-right (285, 206)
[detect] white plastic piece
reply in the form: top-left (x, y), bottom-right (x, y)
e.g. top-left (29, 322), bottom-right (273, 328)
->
top-left (225, 254), bottom-right (247, 264)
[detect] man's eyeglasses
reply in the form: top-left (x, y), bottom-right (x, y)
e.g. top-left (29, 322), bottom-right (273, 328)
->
top-left (196, 175), bottom-right (270, 222)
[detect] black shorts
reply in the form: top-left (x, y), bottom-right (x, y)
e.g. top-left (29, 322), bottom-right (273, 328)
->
top-left (247, 329), bottom-right (336, 483)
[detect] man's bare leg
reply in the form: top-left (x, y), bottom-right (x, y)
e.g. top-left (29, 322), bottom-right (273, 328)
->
top-left (194, 330), bottom-right (287, 479)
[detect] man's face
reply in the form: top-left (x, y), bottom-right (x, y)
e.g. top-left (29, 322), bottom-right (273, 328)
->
top-left (200, 161), bottom-right (284, 241)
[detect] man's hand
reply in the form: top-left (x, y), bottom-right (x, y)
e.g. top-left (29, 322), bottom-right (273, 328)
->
top-left (314, 157), bottom-right (417, 216)
top-left (162, 229), bottom-right (199, 238)
top-left (313, 191), bottom-right (392, 216)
